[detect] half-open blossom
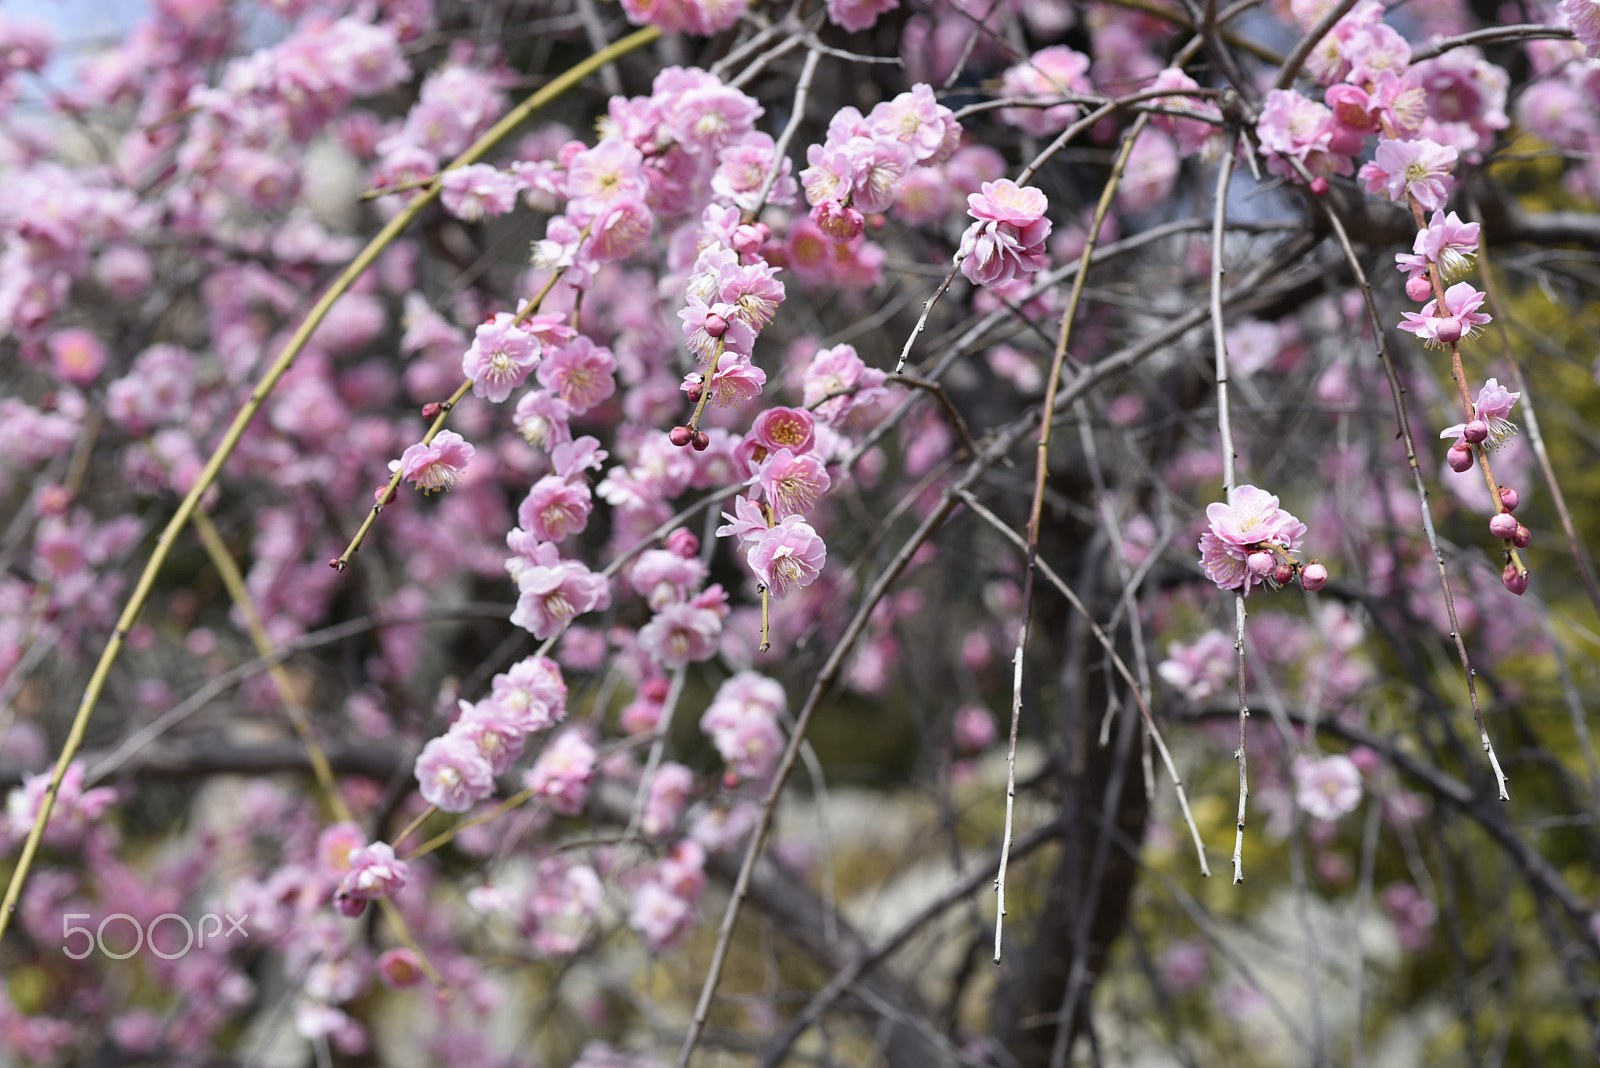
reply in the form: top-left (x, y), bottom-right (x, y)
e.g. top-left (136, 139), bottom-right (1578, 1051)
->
top-left (463, 313), bottom-right (540, 403)
top-left (396, 430), bottom-right (474, 493)
top-left (1399, 282), bottom-right (1491, 347)
top-left (1293, 754), bottom-right (1363, 821)
top-left (1359, 137), bottom-right (1458, 212)
top-left (1440, 377), bottom-right (1520, 450)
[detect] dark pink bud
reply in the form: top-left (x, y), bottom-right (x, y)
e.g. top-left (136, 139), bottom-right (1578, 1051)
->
top-left (1446, 443), bottom-right (1474, 472)
top-left (1463, 420), bottom-right (1488, 444)
top-left (668, 426), bottom-right (694, 447)
top-left (1513, 524), bottom-right (1532, 548)
top-left (704, 312), bottom-right (728, 338)
top-left (691, 430), bottom-right (710, 452)
top-left (421, 402), bottom-right (441, 419)
top-left (1434, 316), bottom-right (1463, 344)
top-left (666, 527), bottom-right (699, 558)
top-left (333, 892), bottom-right (367, 918)
top-left (1489, 512), bottom-right (1518, 539)
top-left (1247, 551), bottom-right (1275, 578)
top-left (1272, 563), bottom-right (1295, 585)
top-left (685, 382), bottom-right (704, 403)
top-left (1405, 275), bottom-right (1433, 302)
top-left (1498, 487), bottom-right (1519, 511)
top-left (1301, 562), bottom-right (1329, 592)
top-left (1309, 176), bottom-right (1329, 196)
top-left (1502, 564), bottom-right (1528, 596)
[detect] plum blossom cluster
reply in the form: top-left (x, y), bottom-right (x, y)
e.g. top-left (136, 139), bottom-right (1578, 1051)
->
top-left (800, 84), bottom-right (961, 243)
top-left (1197, 485), bottom-right (1324, 594)
top-left (414, 655), bottom-right (569, 813)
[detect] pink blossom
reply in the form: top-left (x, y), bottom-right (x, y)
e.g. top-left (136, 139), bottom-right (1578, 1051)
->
top-left (397, 430), bottom-right (475, 493)
top-left (754, 448), bottom-right (830, 519)
top-left (5, 762), bottom-right (116, 847)
top-left (414, 733), bottom-right (496, 812)
top-left (1359, 137), bottom-right (1458, 212)
top-left (826, 0), bottom-right (899, 31)
top-left (48, 328), bottom-right (107, 385)
top-left (440, 164), bottom-right (522, 221)
top-left (631, 548), bottom-right (708, 610)
top-left (640, 763), bottom-right (696, 838)
top-left (1382, 882), bottom-right (1438, 950)
top-left (1413, 210), bottom-right (1480, 281)
top-left (451, 699), bottom-right (528, 775)
top-left (999, 46), bottom-right (1092, 136)
top-left (333, 842), bottom-right (409, 915)
top-left (486, 654), bottom-right (568, 732)
top-left (463, 313), bottom-right (541, 403)
top-left (517, 476), bottom-right (593, 543)
top-left (510, 543), bottom-right (611, 639)
top-left (957, 180), bottom-right (1051, 288)
top-left (1156, 630), bottom-right (1234, 703)
top-left (1399, 281), bottom-right (1491, 348)
top-left (638, 601), bottom-right (723, 668)
top-left (744, 514), bottom-right (827, 598)
top-left (685, 352), bottom-right (767, 409)
top-left (802, 343), bottom-right (891, 426)
top-left (537, 336), bottom-right (616, 414)
top-left (1560, 0), bottom-right (1600, 56)
top-left (524, 857), bottom-right (604, 957)
top-left (1197, 485), bottom-right (1307, 593)
top-left (1292, 753), bottom-right (1363, 821)
top-left (513, 389), bottom-right (573, 450)
top-left (629, 880), bottom-right (695, 950)
top-left (566, 139), bottom-right (649, 214)
top-left (701, 671), bottom-right (787, 781)
top-left (952, 705), bottom-right (997, 753)
top-left (524, 729), bottom-right (596, 816)
top-left (1256, 89), bottom-right (1351, 181)
top-left (1440, 376), bottom-right (1519, 449)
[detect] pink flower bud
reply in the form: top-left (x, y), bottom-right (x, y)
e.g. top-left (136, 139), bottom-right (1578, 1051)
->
top-left (1446, 443), bottom-right (1474, 472)
top-left (1309, 177), bottom-right (1329, 196)
top-left (1247, 551), bottom-right (1276, 578)
top-left (1498, 487), bottom-right (1519, 511)
top-left (376, 948), bottom-right (424, 989)
top-left (685, 381), bottom-right (704, 403)
top-left (668, 425), bottom-right (694, 447)
top-left (1434, 316), bottom-right (1463, 344)
top-left (1488, 512), bottom-right (1517, 539)
top-left (1502, 564), bottom-right (1528, 596)
top-left (666, 528), bottom-right (699, 558)
top-left (1463, 420), bottom-right (1488, 444)
top-left (691, 430), bottom-right (710, 452)
top-left (704, 313), bottom-right (728, 338)
top-left (1301, 561), bottom-right (1329, 591)
top-left (1513, 524), bottom-right (1531, 548)
top-left (1273, 563), bottom-right (1295, 585)
top-left (1405, 275), bottom-right (1433, 302)
top-left (421, 402), bottom-right (441, 419)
